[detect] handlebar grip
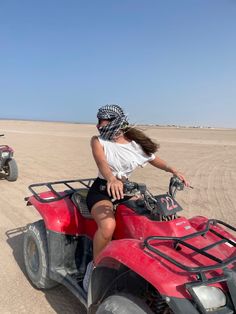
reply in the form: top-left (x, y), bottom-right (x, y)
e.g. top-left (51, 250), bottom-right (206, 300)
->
top-left (123, 181), bottom-right (139, 193)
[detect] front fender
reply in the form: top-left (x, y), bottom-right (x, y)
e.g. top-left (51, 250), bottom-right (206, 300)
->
top-left (95, 239), bottom-right (193, 299)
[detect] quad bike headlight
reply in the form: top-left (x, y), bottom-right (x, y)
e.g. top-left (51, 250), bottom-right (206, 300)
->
top-left (1, 151), bottom-right (10, 158)
top-left (192, 285), bottom-right (226, 310)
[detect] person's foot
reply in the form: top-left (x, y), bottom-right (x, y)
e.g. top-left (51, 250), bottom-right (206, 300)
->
top-left (83, 261), bottom-right (94, 293)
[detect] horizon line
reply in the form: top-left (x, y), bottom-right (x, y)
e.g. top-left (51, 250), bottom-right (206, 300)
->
top-left (0, 117), bottom-right (235, 130)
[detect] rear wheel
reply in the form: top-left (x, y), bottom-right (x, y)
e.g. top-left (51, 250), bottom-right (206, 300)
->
top-left (23, 220), bottom-right (57, 289)
top-left (96, 293), bottom-right (154, 314)
top-left (5, 158), bottom-right (18, 181)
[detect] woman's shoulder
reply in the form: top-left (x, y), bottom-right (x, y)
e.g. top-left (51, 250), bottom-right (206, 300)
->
top-left (90, 136), bottom-right (102, 147)
top-left (91, 135), bottom-right (99, 140)
top-left (91, 135), bottom-right (99, 143)
top-left (129, 140), bottom-right (140, 149)
top-left (91, 135), bottom-right (109, 147)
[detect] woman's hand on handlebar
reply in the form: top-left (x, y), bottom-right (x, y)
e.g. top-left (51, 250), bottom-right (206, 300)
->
top-left (107, 177), bottom-right (124, 200)
top-left (173, 171), bottom-right (190, 187)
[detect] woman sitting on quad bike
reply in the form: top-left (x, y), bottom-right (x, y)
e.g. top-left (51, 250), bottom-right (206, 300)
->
top-left (83, 104), bottom-right (189, 292)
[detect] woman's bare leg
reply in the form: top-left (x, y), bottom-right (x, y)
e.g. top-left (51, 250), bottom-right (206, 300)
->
top-left (91, 200), bottom-right (115, 260)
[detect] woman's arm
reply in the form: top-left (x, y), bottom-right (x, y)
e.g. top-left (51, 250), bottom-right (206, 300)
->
top-left (91, 136), bottom-right (124, 199)
top-left (149, 156), bottom-right (189, 186)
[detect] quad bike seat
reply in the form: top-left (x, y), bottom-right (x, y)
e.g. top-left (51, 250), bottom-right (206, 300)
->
top-left (71, 189), bottom-right (93, 219)
top-left (71, 188), bottom-right (149, 219)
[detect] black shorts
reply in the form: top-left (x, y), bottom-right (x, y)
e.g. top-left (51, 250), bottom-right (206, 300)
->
top-left (86, 177), bottom-right (112, 211)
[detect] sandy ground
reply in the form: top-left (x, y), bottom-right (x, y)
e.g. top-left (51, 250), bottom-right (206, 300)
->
top-left (0, 120), bottom-right (235, 313)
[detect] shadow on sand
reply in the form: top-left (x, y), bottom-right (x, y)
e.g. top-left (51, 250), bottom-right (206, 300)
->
top-left (5, 227), bottom-right (86, 314)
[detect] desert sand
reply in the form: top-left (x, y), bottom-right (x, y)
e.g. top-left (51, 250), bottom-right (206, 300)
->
top-left (0, 120), bottom-right (235, 313)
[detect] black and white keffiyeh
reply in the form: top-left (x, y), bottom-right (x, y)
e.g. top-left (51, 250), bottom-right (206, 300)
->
top-left (97, 104), bottom-right (128, 140)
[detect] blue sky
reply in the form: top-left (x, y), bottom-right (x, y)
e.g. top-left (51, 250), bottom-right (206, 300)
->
top-left (0, 0), bottom-right (235, 127)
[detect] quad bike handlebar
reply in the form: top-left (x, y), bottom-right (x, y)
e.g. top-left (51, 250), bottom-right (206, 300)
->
top-left (169, 176), bottom-right (185, 198)
top-left (122, 176), bottom-right (190, 219)
top-left (123, 181), bottom-right (147, 195)
top-left (123, 175), bottom-right (186, 199)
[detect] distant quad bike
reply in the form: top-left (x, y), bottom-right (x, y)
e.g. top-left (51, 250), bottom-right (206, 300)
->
top-left (0, 134), bottom-right (18, 181)
top-left (23, 176), bottom-right (236, 313)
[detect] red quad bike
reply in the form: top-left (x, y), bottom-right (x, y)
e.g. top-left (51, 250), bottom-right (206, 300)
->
top-left (23, 176), bottom-right (236, 314)
top-left (0, 134), bottom-right (18, 181)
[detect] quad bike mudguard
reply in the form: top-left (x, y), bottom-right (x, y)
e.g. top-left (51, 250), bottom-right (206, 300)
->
top-left (95, 230), bottom-right (236, 299)
top-left (92, 210), bottom-right (236, 314)
top-left (25, 178), bottom-right (97, 237)
top-left (26, 193), bottom-right (97, 236)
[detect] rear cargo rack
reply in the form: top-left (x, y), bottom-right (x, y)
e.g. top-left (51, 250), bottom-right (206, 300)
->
top-left (26, 178), bottom-right (95, 203)
top-left (144, 219), bottom-right (236, 272)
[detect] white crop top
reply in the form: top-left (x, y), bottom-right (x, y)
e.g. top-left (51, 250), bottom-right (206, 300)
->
top-left (98, 136), bottom-right (155, 179)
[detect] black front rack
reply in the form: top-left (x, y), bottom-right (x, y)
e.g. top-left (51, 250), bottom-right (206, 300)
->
top-left (144, 219), bottom-right (236, 273)
top-left (26, 178), bottom-right (95, 203)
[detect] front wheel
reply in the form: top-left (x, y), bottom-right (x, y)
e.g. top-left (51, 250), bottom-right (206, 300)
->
top-left (23, 220), bottom-right (57, 289)
top-left (96, 293), bottom-right (154, 314)
top-left (5, 158), bottom-right (18, 181)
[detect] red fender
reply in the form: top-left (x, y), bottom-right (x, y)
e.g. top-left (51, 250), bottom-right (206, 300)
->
top-left (95, 239), bottom-right (194, 299)
top-left (27, 194), bottom-right (97, 237)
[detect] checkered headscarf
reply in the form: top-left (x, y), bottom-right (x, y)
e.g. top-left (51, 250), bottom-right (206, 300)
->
top-left (97, 104), bottom-right (128, 140)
